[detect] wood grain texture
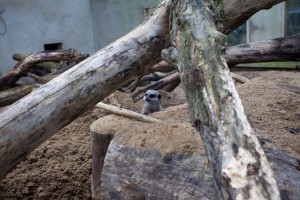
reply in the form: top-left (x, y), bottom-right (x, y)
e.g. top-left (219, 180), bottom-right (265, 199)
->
top-left (170, 0), bottom-right (280, 199)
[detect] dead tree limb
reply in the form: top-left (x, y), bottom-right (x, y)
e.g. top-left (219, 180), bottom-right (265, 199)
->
top-left (149, 60), bottom-right (176, 73)
top-left (0, 1), bottom-right (171, 180)
top-left (13, 53), bottom-right (62, 73)
top-left (119, 61), bottom-right (176, 93)
top-left (0, 49), bottom-right (89, 90)
top-left (132, 72), bottom-right (180, 102)
top-left (95, 102), bottom-right (163, 123)
top-left (170, 0), bottom-right (280, 199)
top-left (223, 0), bottom-right (285, 34)
top-left (227, 33), bottom-right (300, 66)
top-left (127, 32), bottom-right (300, 95)
top-left (0, 84), bottom-right (36, 107)
top-left (12, 53), bottom-right (26, 61)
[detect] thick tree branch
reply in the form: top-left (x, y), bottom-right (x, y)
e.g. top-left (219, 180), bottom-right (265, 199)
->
top-left (227, 33), bottom-right (300, 66)
top-left (223, 0), bottom-right (286, 34)
top-left (171, 0), bottom-right (280, 199)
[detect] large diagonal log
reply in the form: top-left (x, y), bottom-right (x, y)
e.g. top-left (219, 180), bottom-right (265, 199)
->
top-left (0, 1), bottom-right (171, 180)
top-left (170, 0), bottom-right (280, 199)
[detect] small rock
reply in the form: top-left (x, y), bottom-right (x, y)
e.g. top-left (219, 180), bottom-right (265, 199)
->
top-left (287, 127), bottom-right (300, 135)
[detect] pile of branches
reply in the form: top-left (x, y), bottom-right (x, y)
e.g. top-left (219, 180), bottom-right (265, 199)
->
top-left (0, 49), bottom-right (89, 107)
top-left (1, 33), bottom-right (300, 107)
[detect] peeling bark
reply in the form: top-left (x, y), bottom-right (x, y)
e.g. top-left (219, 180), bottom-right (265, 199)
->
top-left (170, 0), bottom-right (280, 199)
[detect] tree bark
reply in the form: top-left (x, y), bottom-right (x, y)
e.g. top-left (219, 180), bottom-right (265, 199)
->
top-left (223, 0), bottom-right (285, 34)
top-left (170, 0), bottom-right (280, 199)
top-left (0, 1), bottom-right (171, 180)
top-left (226, 33), bottom-right (300, 66)
top-left (0, 84), bottom-right (36, 107)
top-left (90, 114), bottom-right (300, 200)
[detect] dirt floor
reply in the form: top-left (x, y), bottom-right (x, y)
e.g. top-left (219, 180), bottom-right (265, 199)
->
top-left (0, 70), bottom-right (299, 199)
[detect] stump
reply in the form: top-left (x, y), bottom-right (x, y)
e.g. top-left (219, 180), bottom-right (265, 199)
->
top-left (90, 105), bottom-right (300, 200)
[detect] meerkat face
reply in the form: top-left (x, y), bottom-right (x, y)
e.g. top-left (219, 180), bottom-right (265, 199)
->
top-left (143, 90), bottom-right (161, 104)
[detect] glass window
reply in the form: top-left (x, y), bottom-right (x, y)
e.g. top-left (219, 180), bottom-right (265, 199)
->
top-left (286, 0), bottom-right (300, 36)
top-left (227, 23), bottom-right (247, 46)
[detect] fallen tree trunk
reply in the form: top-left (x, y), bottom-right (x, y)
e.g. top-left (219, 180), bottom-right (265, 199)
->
top-left (90, 114), bottom-right (300, 200)
top-left (226, 33), bottom-right (300, 66)
top-left (0, 84), bottom-right (36, 107)
top-left (170, 0), bottom-right (280, 199)
top-left (0, 1), bottom-right (171, 180)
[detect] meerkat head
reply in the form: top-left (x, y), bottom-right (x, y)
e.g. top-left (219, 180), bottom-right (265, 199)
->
top-left (143, 90), bottom-right (161, 104)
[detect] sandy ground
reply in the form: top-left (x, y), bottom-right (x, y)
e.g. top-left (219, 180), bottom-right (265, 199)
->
top-left (0, 70), bottom-right (299, 199)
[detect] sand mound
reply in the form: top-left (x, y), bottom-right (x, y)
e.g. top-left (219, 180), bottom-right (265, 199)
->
top-left (0, 70), bottom-right (299, 199)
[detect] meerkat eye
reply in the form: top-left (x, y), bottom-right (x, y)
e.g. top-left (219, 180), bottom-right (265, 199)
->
top-left (149, 94), bottom-right (155, 98)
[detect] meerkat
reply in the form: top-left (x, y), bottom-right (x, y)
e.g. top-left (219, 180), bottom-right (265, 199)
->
top-left (141, 90), bottom-right (163, 115)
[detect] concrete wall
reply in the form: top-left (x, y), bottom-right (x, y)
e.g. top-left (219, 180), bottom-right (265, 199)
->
top-left (247, 2), bottom-right (286, 42)
top-left (0, 0), bottom-right (162, 74)
top-left (0, 0), bottom-right (95, 74)
top-left (91, 0), bottom-right (162, 50)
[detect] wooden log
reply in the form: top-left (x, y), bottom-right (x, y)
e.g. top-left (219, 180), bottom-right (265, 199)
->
top-left (226, 34), bottom-right (300, 66)
top-left (12, 53), bottom-right (26, 61)
top-left (27, 62), bottom-right (76, 84)
top-left (170, 0), bottom-right (280, 199)
top-left (90, 127), bottom-right (114, 199)
top-left (132, 72), bottom-right (180, 102)
top-left (230, 72), bottom-right (249, 83)
top-left (90, 115), bottom-right (218, 200)
top-left (12, 53), bottom-right (61, 71)
top-left (90, 113), bottom-right (300, 200)
top-left (0, 49), bottom-right (89, 90)
top-left (223, 0), bottom-right (285, 34)
top-left (126, 32), bottom-right (300, 92)
top-left (0, 1), bottom-right (171, 181)
top-left (149, 60), bottom-right (176, 73)
top-left (119, 61), bottom-right (176, 92)
top-left (0, 84), bottom-right (36, 107)
top-left (95, 102), bottom-right (163, 123)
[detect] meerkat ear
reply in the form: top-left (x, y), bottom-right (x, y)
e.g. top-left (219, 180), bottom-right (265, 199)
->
top-left (158, 94), bottom-right (161, 99)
